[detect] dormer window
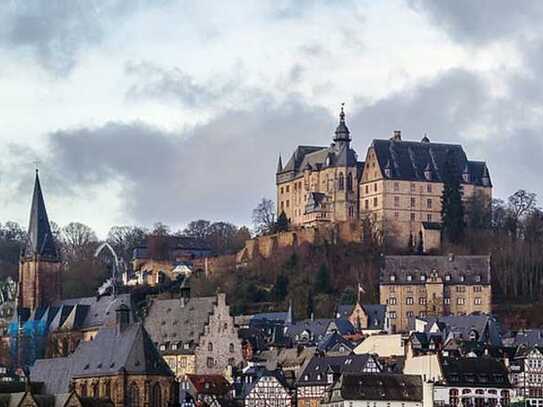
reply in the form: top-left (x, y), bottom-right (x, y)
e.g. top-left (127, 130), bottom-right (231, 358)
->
top-left (460, 275), bottom-right (465, 282)
top-left (420, 274), bottom-right (427, 282)
top-left (407, 275), bottom-right (412, 282)
top-left (445, 275), bottom-right (451, 282)
top-left (475, 275), bottom-right (481, 283)
top-left (390, 275), bottom-right (396, 282)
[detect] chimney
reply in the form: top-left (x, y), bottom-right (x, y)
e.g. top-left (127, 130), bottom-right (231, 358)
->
top-left (115, 304), bottom-right (130, 335)
top-left (392, 130), bottom-right (402, 141)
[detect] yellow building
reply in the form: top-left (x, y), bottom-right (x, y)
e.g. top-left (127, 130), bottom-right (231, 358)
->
top-left (359, 131), bottom-right (492, 246)
top-left (276, 109), bottom-right (492, 249)
top-left (276, 106), bottom-right (362, 227)
top-left (379, 255), bottom-right (492, 333)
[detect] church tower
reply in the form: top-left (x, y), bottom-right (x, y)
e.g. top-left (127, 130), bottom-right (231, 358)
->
top-left (18, 170), bottom-right (62, 310)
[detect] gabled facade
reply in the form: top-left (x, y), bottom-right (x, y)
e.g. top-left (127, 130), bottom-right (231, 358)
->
top-left (237, 367), bottom-right (293, 407)
top-left (509, 346), bottom-right (543, 406)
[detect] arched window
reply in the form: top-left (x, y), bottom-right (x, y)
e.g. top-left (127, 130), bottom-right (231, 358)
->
top-left (208, 342), bottom-right (213, 352)
top-left (338, 173), bottom-right (344, 190)
top-left (128, 383), bottom-right (140, 407)
top-left (449, 389), bottom-right (459, 407)
top-left (104, 381), bottom-right (111, 400)
top-left (500, 390), bottom-right (510, 406)
top-left (347, 173), bottom-right (353, 191)
top-left (229, 343), bottom-right (235, 353)
top-left (92, 382), bottom-right (99, 398)
top-left (80, 383), bottom-right (88, 398)
top-left (151, 383), bottom-right (162, 407)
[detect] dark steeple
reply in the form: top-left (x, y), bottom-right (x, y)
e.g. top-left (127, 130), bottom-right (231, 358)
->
top-left (277, 154), bottom-right (283, 173)
top-left (24, 170), bottom-right (58, 260)
top-left (334, 103), bottom-right (351, 144)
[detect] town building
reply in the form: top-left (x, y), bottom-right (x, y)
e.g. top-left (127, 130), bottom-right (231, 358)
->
top-left (320, 373), bottom-right (429, 407)
top-left (180, 374), bottom-right (232, 407)
top-left (236, 367), bottom-right (294, 407)
top-left (30, 305), bottom-right (177, 407)
top-left (379, 255), bottom-right (492, 332)
top-left (509, 346), bottom-right (543, 406)
top-left (285, 319), bottom-right (355, 346)
top-left (143, 292), bottom-right (244, 378)
top-left (336, 303), bottom-right (389, 334)
top-left (296, 354), bottom-right (381, 407)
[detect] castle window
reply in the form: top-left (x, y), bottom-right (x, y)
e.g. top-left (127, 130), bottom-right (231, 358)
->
top-left (286, 185), bottom-right (290, 193)
top-left (410, 213), bottom-right (415, 221)
top-left (374, 183), bottom-right (377, 192)
top-left (151, 384), bottom-right (162, 407)
top-left (410, 198), bottom-right (416, 208)
top-left (229, 343), bottom-right (235, 353)
top-left (394, 182), bottom-right (400, 192)
top-left (373, 197), bottom-right (378, 207)
top-left (280, 201), bottom-right (284, 210)
top-left (427, 184), bottom-right (432, 193)
top-left (410, 183), bottom-right (416, 193)
top-left (389, 311), bottom-right (397, 319)
top-left (419, 311), bottom-right (426, 317)
top-left (444, 298), bottom-right (450, 305)
top-left (474, 286), bottom-right (482, 292)
top-left (128, 383), bottom-right (139, 407)
top-left (286, 200), bottom-right (289, 208)
top-left (426, 199), bottom-right (432, 209)
top-left (419, 297), bottom-right (426, 305)
top-left (207, 357), bottom-right (214, 368)
top-left (457, 298), bottom-right (465, 305)
top-left (339, 173), bottom-right (345, 190)
top-left (208, 342), bottom-right (213, 352)
top-left (390, 275), bottom-right (396, 282)
top-left (407, 311), bottom-right (414, 318)
top-left (92, 383), bottom-right (99, 398)
top-left (365, 200), bottom-right (369, 210)
top-left (394, 196), bottom-right (400, 207)
top-left (406, 297), bottom-right (414, 305)
top-left (389, 297), bottom-right (397, 305)
top-left (420, 274), bottom-right (426, 281)
top-left (104, 382), bottom-right (111, 399)
top-left (474, 297), bottom-right (482, 305)
top-left (394, 212), bottom-right (399, 219)
top-left (475, 275), bottom-right (481, 282)
top-left (407, 274), bottom-right (412, 281)
top-left (427, 214), bottom-right (432, 222)
top-left (347, 173), bottom-right (353, 191)
top-left (365, 185), bottom-right (369, 194)
top-left (80, 383), bottom-right (88, 397)
top-left (280, 187), bottom-right (284, 194)
top-left (445, 274), bottom-right (451, 282)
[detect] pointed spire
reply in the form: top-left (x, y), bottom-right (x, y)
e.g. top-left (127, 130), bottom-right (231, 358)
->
top-left (277, 154), bottom-right (283, 173)
top-left (24, 170), bottom-right (58, 260)
top-left (334, 102), bottom-right (351, 143)
top-left (421, 133), bottom-right (430, 143)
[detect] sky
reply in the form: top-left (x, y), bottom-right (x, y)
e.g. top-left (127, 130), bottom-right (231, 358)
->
top-left (1, 0), bottom-right (543, 237)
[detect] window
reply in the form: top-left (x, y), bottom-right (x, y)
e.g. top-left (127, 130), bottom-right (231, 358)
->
top-left (80, 383), bottom-right (88, 397)
top-left (151, 384), bottom-right (162, 407)
top-left (374, 183), bottom-right (377, 192)
top-left (457, 298), bottom-right (465, 305)
top-left (365, 199), bottom-right (369, 210)
top-left (426, 199), bottom-right (432, 209)
top-left (339, 173), bottom-right (345, 190)
top-left (389, 311), bottom-right (397, 319)
top-left (410, 183), bottom-right (416, 193)
top-left (208, 342), bottom-right (213, 352)
top-left (419, 297), bottom-right (426, 305)
top-left (207, 357), bottom-right (214, 368)
top-left (406, 311), bottom-right (414, 318)
top-left (474, 297), bottom-right (482, 305)
top-left (427, 214), bottom-right (432, 222)
top-left (365, 185), bottom-right (369, 194)
top-left (373, 197), bottom-right (378, 207)
top-left (286, 185), bottom-right (289, 193)
top-left (104, 382), bottom-right (111, 399)
top-left (474, 286), bottom-right (482, 292)
top-left (390, 275), bottom-right (396, 282)
top-left (280, 187), bottom-right (284, 194)
top-left (347, 173), bottom-right (353, 191)
top-left (410, 197), bottom-right (416, 207)
top-left (394, 211), bottom-right (399, 219)
top-left (456, 286), bottom-right (466, 292)
top-left (406, 297), bottom-right (414, 305)
top-left (394, 196), bottom-right (400, 207)
top-left (229, 343), bottom-right (235, 353)
top-left (444, 298), bottom-right (450, 305)
top-left (92, 383), bottom-right (99, 398)
top-left (420, 274), bottom-right (426, 282)
top-left (450, 389), bottom-right (459, 407)
top-left (394, 182), bottom-right (400, 192)
top-left (286, 200), bottom-right (289, 208)
top-left (427, 184), bottom-right (432, 193)
top-left (445, 274), bottom-right (451, 281)
top-left (280, 201), bottom-right (284, 210)
top-left (410, 213), bottom-right (415, 221)
top-left (407, 274), bottom-right (412, 282)
top-left (389, 297), bottom-right (397, 305)
top-left (128, 383), bottom-right (139, 407)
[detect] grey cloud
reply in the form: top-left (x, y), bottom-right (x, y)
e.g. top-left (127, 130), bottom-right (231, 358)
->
top-left (0, 1), bottom-right (167, 74)
top-left (408, 0), bottom-right (543, 45)
top-left (41, 99), bottom-right (332, 227)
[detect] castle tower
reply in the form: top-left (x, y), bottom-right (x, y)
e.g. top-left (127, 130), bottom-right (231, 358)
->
top-left (18, 170), bottom-right (62, 310)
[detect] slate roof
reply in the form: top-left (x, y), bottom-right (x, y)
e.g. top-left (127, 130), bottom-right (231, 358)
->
top-left (186, 374), bottom-right (231, 396)
top-left (380, 255), bottom-right (491, 285)
top-left (31, 321), bottom-right (172, 394)
top-left (369, 138), bottom-right (491, 187)
top-left (50, 294), bottom-right (134, 331)
top-left (503, 330), bottom-right (543, 347)
top-left (420, 315), bottom-right (502, 346)
top-left (285, 319), bottom-right (355, 344)
top-left (143, 296), bottom-right (216, 353)
top-left (22, 171), bottom-right (58, 260)
top-left (440, 356), bottom-right (510, 388)
top-left (297, 354), bottom-right (378, 386)
top-left (317, 332), bottom-right (355, 353)
top-left (323, 373), bottom-right (423, 403)
top-left (336, 304), bottom-right (387, 331)
top-left (260, 346), bottom-right (316, 373)
top-left (305, 192), bottom-right (328, 214)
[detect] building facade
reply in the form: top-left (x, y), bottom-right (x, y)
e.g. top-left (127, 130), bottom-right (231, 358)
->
top-left (276, 109), bottom-right (492, 247)
top-left (379, 255), bottom-right (492, 332)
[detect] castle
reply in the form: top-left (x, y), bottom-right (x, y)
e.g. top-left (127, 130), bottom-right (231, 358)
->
top-left (276, 107), bottom-right (492, 247)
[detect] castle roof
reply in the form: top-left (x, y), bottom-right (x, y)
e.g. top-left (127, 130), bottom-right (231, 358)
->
top-left (370, 138), bottom-right (491, 186)
top-left (23, 171), bottom-right (58, 260)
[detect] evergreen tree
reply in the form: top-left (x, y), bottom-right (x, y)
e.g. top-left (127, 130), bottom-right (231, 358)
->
top-left (416, 231), bottom-right (424, 255)
top-left (441, 151), bottom-right (465, 243)
top-left (274, 211), bottom-right (289, 233)
top-left (314, 263), bottom-right (331, 293)
top-left (272, 273), bottom-right (289, 301)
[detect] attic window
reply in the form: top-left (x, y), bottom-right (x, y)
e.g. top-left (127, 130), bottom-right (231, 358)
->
top-left (110, 362), bottom-right (115, 368)
top-left (420, 275), bottom-right (427, 282)
top-left (445, 275), bottom-right (451, 282)
top-left (475, 275), bottom-right (481, 282)
top-left (84, 364), bottom-right (90, 370)
top-left (407, 275), bottom-right (412, 282)
top-left (390, 275), bottom-right (396, 282)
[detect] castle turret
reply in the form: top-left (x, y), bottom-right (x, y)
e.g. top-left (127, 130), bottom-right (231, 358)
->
top-left (277, 154), bottom-right (283, 173)
top-left (333, 104), bottom-right (351, 147)
top-left (18, 170), bottom-right (62, 310)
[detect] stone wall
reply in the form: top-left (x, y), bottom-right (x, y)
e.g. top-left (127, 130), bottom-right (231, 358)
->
top-left (18, 257), bottom-right (62, 310)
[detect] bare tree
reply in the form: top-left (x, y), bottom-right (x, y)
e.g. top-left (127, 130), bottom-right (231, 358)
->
top-left (61, 222), bottom-right (98, 260)
top-left (252, 198), bottom-right (276, 235)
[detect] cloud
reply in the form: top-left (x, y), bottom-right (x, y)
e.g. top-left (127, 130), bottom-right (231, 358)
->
top-left (40, 98), bottom-right (332, 228)
top-left (407, 0), bottom-right (543, 45)
top-left (0, 0), bottom-right (167, 74)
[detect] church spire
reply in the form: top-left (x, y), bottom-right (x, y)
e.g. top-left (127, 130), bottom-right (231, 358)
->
top-left (334, 103), bottom-right (351, 144)
top-left (24, 170), bottom-right (58, 260)
top-left (277, 154), bottom-right (283, 173)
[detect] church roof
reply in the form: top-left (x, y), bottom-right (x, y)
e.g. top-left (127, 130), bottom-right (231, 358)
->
top-left (23, 171), bottom-right (58, 260)
top-left (370, 138), bottom-right (491, 186)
